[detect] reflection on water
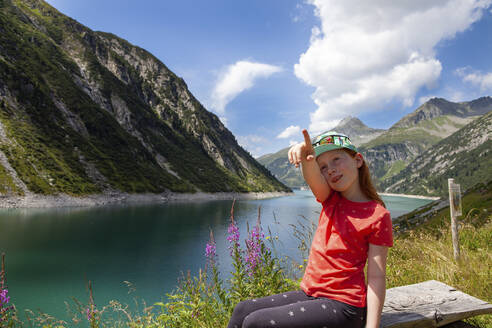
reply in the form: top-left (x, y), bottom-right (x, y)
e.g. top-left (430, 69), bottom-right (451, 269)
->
top-left (0, 191), bottom-right (432, 321)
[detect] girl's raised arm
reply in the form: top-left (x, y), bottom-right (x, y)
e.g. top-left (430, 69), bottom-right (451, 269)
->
top-left (288, 129), bottom-right (331, 202)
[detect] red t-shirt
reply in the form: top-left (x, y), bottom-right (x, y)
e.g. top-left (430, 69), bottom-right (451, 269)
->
top-left (300, 191), bottom-right (393, 307)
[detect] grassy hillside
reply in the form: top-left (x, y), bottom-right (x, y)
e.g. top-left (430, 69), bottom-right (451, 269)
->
top-left (387, 179), bottom-right (492, 327)
top-left (0, 0), bottom-right (290, 195)
top-left (259, 99), bottom-right (491, 191)
top-left (257, 148), bottom-right (307, 189)
top-left (381, 111), bottom-right (492, 196)
top-left (358, 97), bottom-right (491, 188)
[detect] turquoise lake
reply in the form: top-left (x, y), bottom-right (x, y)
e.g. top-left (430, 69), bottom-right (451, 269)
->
top-left (0, 190), bottom-right (433, 323)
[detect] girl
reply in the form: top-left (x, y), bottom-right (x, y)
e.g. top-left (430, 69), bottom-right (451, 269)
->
top-left (227, 130), bottom-right (393, 328)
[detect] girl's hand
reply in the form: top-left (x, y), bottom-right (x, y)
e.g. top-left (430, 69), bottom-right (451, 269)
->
top-left (288, 129), bottom-right (315, 168)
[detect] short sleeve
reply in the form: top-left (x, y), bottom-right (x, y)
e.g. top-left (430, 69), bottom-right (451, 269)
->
top-left (368, 212), bottom-right (393, 247)
top-left (317, 190), bottom-right (335, 204)
top-left (319, 190), bottom-right (339, 205)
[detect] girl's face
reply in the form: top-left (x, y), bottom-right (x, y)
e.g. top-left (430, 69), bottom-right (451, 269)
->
top-left (316, 149), bottom-right (363, 193)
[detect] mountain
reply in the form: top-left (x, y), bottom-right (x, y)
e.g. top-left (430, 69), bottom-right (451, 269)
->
top-left (392, 97), bottom-right (492, 128)
top-left (259, 97), bottom-right (492, 191)
top-left (257, 117), bottom-right (384, 188)
top-left (0, 0), bottom-right (290, 196)
top-left (256, 147), bottom-right (303, 188)
top-left (359, 97), bottom-right (492, 183)
top-left (332, 116), bottom-right (385, 146)
top-left (380, 110), bottom-right (492, 196)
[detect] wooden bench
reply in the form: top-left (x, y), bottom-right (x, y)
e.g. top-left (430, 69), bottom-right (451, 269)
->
top-left (381, 280), bottom-right (492, 327)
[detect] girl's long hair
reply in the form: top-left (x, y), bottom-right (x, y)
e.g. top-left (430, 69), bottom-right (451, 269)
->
top-left (345, 149), bottom-right (386, 208)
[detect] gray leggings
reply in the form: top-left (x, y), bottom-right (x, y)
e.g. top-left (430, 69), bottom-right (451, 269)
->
top-left (227, 290), bottom-right (366, 328)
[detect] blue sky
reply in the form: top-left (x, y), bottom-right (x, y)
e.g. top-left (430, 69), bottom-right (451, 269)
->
top-left (44, 0), bottom-right (492, 157)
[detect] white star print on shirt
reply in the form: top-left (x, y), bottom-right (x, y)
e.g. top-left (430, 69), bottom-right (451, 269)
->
top-left (288, 311), bottom-right (294, 316)
top-left (270, 319), bottom-right (276, 325)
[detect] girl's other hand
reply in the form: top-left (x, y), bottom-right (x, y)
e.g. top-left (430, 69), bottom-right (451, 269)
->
top-left (288, 129), bottom-right (315, 168)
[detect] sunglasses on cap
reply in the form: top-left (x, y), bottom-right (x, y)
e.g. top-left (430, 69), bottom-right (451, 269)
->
top-left (312, 131), bottom-right (357, 157)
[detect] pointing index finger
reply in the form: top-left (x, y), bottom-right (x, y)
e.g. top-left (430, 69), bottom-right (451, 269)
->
top-left (302, 129), bottom-right (312, 148)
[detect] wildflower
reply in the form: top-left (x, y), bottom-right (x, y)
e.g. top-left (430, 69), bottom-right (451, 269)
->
top-left (227, 199), bottom-right (241, 255)
top-left (205, 242), bottom-right (216, 259)
top-left (0, 288), bottom-right (13, 322)
top-left (245, 224), bottom-right (264, 275)
top-left (0, 254), bottom-right (13, 323)
top-left (86, 306), bottom-right (98, 321)
top-left (86, 280), bottom-right (99, 326)
top-left (0, 289), bottom-right (9, 306)
top-left (205, 230), bottom-right (217, 263)
top-left (226, 222), bottom-right (240, 255)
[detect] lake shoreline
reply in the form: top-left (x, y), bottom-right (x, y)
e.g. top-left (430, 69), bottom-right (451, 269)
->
top-left (380, 192), bottom-right (440, 200)
top-left (0, 190), bottom-right (441, 209)
top-left (0, 191), bottom-right (294, 209)
top-left (291, 189), bottom-right (441, 201)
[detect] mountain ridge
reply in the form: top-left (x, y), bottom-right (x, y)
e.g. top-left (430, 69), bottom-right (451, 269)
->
top-left (392, 96), bottom-right (491, 129)
top-left (0, 0), bottom-right (290, 196)
top-left (257, 116), bottom-right (384, 188)
top-left (381, 110), bottom-right (492, 196)
top-left (259, 97), bottom-right (492, 191)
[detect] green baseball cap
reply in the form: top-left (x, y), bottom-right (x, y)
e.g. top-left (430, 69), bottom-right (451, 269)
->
top-left (312, 131), bottom-right (358, 157)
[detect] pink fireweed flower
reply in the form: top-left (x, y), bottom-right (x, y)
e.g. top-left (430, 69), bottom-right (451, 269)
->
top-left (0, 289), bottom-right (9, 305)
top-left (245, 225), bottom-right (264, 275)
top-left (86, 307), bottom-right (98, 321)
top-left (226, 222), bottom-right (240, 254)
top-left (205, 230), bottom-right (216, 264)
top-left (205, 242), bottom-right (216, 259)
top-left (0, 288), bottom-right (13, 322)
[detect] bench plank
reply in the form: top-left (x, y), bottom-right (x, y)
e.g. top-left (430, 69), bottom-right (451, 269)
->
top-left (381, 280), bottom-right (492, 328)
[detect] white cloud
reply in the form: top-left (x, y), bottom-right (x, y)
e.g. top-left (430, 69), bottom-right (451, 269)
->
top-left (218, 116), bottom-right (228, 126)
top-left (211, 61), bottom-right (282, 114)
top-left (295, 0), bottom-right (491, 134)
top-left (457, 67), bottom-right (492, 91)
top-left (277, 125), bottom-right (301, 139)
top-left (237, 134), bottom-right (269, 157)
top-left (448, 90), bottom-right (466, 102)
top-left (292, 2), bottom-right (310, 23)
top-left (418, 95), bottom-right (437, 105)
top-left (289, 140), bottom-right (299, 147)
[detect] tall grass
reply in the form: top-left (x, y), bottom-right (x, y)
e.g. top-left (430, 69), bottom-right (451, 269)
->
top-left (387, 207), bottom-right (492, 327)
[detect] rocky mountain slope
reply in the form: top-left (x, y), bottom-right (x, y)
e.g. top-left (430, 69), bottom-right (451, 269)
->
top-left (0, 0), bottom-right (290, 196)
top-left (380, 110), bottom-right (492, 196)
top-left (331, 116), bottom-right (385, 146)
top-left (257, 116), bottom-right (384, 188)
top-left (259, 97), bottom-right (492, 191)
top-left (392, 97), bottom-right (492, 129)
top-left (360, 97), bottom-right (492, 183)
